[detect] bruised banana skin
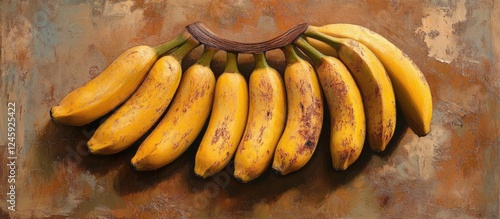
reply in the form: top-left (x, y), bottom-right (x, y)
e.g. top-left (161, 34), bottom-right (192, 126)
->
top-left (194, 52), bottom-right (249, 178)
top-left (50, 34), bottom-right (189, 126)
top-left (87, 39), bottom-right (199, 155)
top-left (131, 48), bottom-right (217, 171)
top-left (272, 45), bottom-right (323, 175)
top-left (305, 28), bottom-right (396, 152)
top-left (309, 24), bottom-right (432, 136)
top-left (234, 53), bottom-right (286, 183)
top-left (337, 39), bottom-right (395, 152)
top-left (318, 57), bottom-right (366, 169)
top-left (295, 38), bottom-right (366, 170)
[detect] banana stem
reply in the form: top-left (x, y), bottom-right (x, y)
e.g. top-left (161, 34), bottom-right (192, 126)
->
top-left (303, 26), bottom-right (343, 51)
top-left (154, 30), bottom-right (191, 56)
top-left (281, 44), bottom-right (300, 64)
top-left (196, 47), bottom-right (218, 67)
top-left (186, 22), bottom-right (309, 54)
top-left (253, 52), bottom-right (270, 69)
top-left (294, 36), bottom-right (325, 66)
top-left (170, 38), bottom-right (200, 61)
top-left (224, 52), bottom-right (239, 73)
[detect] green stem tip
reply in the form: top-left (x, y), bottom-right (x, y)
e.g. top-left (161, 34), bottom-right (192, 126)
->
top-left (154, 30), bottom-right (191, 56)
top-left (224, 52), bottom-right (239, 73)
top-left (196, 47), bottom-right (218, 67)
top-left (253, 52), bottom-right (269, 69)
top-left (170, 37), bottom-right (200, 61)
top-left (304, 26), bottom-right (343, 51)
top-left (281, 44), bottom-right (301, 64)
top-left (294, 36), bottom-right (325, 66)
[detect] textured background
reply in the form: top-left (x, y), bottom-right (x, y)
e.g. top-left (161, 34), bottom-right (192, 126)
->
top-left (1, 0), bottom-right (499, 218)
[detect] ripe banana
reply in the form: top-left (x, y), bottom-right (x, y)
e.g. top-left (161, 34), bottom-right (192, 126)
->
top-left (87, 38), bottom-right (199, 155)
top-left (194, 52), bottom-right (249, 178)
top-left (305, 37), bottom-right (338, 57)
top-left (234, 52), bottom-right (287, 183)
top-left (308, 24), bottom-right (432, 136)
top-left (272, 44), bottom-right (323, 175)
top-left (50, 32), bottom-right (190, 126)
top-left (305, 28), bottom-right (396, 152)
top-left (131, 47), bottom-right (218, 171)
top-left (294, 37), bottom-right (365, 170)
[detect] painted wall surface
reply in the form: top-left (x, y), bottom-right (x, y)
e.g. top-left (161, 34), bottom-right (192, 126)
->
top-left (1, 0), bottom-right (499, 218)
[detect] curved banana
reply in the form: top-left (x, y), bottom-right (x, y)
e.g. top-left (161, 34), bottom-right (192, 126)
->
top-left (87, 39), bottom-right (199, 155)
top-left (305, 37), bottom-right (338, 57)
top-left (50, 33), bottom-right (190, 126)
top-left (295, 37), bottom-right (365, 170)
top-left (234, 52), bottom-right (287, 183)
top-left (194, 52), bottom-right (249, 178)
top-left (308, 24), bottom-right (432, 136)
top-left (305, 28), bottom-right (396, 152)
top-left (272, 45), bottom-right (323, 175)
top-left (131, 47), bottom-right (218, 171)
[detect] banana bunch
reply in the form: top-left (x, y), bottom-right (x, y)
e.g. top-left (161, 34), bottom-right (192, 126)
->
top-left (50, 22), bottom-right (432, 183)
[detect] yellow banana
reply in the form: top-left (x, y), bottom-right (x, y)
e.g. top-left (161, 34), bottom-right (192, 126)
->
top-left (308, 24), bottom-right (432, 136)
top-left (234, 52), bottom-right (287, 183)
top-left (50, 32), bottom-right (190, 126)
top-left (194, 52), bottom-right (249, 178)
top-left (305, 37), bottom-right (338, 57)
top-left (272, 45), bottom-right (323, 175)
top-left (87, 38), bottom-right (199, 155)
top-left (294, 37), bottom-right (365, 170)
top-left (305, 28), bottom-right (396, 152)
top-left (131, 47), bottom-right (218, 171)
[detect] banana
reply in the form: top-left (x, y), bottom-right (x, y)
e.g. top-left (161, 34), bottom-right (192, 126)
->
top-left (194, 52), bottom-right (249, 178)
top-left (272, 45), bottom-right (323, 175)
top-left (304, 28), bottom-right (396, 152)
top-left (294, 37), bottom-right (365, 170)
top-left (87, 38), bottom-right (199, 155)
top-left (131, 47), bottom-right (218, 171)
top-left (234, 52), bottom-right (287, 183)
top-left (305, 37), bottom-right (338, 57)
top-left (50, 32), bottom-right (190, 126)
top-left (308, 24), bottom-right (432, 136)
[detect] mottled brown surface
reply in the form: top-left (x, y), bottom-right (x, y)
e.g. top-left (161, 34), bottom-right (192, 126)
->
top-left (1, 0), bottom-right (499, 218)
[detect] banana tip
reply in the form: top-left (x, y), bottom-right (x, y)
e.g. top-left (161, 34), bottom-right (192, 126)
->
top-left (130, 161), bottom-right (139, 172)
top-left (416, 128), bottom-right (431, 137)
top-left (86, 141), bottom-right (107, 155)
top-left (272, 168), bottom-right (283, 176)
top-left (334, 166), bottom-right (347, 171)
top-left (85, 142), bottom-right (92, 154)
top-left (194, 172), bottom-right (205, 179)
top-left (130, 159), bottom-right (153, 172)
top-left (234, 176), bottom-right (247, 184)
top-left (49, 107), bottom-right (57, 124)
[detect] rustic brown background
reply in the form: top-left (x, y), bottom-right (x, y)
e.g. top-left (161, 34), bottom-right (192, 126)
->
top-left (1, 0), bottom-right (499, 218)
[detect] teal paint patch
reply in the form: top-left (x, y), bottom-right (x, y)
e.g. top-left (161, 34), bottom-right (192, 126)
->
top-left (62, 0), bottom-right (87, 5)
top-left (33, 10), bottom-right (58, 63)
top-left (465, 4), bottom-right (493, 60)
top-left (3, 63), bottom-right (21, 96)
top-left (2, 1), bottom-right (18, 15)
top-left (16, 66), bottom-right (38, 158)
